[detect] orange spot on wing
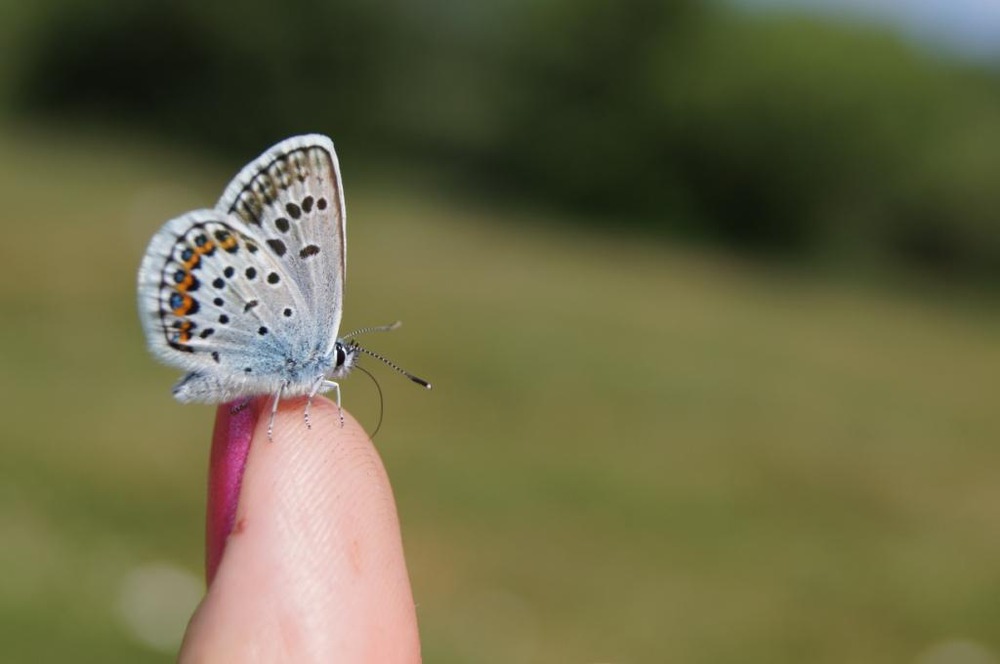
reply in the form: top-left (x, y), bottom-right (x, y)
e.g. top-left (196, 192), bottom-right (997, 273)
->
top-left (177, 272), bottom-right (195, 292)
top-left (173, 295), bottom-right (195, 316)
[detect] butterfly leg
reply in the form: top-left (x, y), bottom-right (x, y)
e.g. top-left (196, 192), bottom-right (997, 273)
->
top-left (304, 375), bottom-right (327, 430)
top-left (267, 381), bottom-right (287, 441)
top-left (321, 380), bottom-right (345, 428)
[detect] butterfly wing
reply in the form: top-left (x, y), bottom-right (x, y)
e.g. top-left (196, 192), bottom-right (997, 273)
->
top-left (215, 134), bottom-right (347, 356)
top-left (137, 135), bottom-right (347, 403)
top-left (137, 209), bottom-right (319, 402)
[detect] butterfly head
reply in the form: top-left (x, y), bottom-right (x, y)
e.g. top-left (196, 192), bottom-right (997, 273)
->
top-left (329, 339), bottom-right (361, 380)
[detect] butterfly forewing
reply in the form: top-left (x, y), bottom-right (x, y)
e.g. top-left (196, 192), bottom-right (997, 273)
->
top-left (216, 135), bottom-right (346, 356)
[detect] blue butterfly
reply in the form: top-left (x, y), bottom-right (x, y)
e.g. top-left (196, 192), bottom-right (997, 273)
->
top-left (138, 135), bottom-right (429, 437)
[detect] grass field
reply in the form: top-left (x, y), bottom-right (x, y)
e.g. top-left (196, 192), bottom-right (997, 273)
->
top-left (0, 126), bottom-right (998, 662)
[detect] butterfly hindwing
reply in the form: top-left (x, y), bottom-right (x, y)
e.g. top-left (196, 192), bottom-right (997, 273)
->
top-left (137, 209), bottom-right (322, 401)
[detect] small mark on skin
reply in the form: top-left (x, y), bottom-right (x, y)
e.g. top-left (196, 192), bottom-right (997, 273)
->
top-left (267, 272), bottom-right (280, 284)
top-left (317, 197), bottom-right (327, 210)
top-left (219, 314), bottom-right (230, 324)
top-left (212, 277), bottom-right (225, 289)
top-left (302, 196), bottom-right (314, 213)
top-left (233, 517), bottom-right (247, 535)
top-left (299, 244), bottom-right (320, 258)
top-left (283, 307), bottom-right (293, 317)
top-left (244, 300), bottom-right (259, 312)
top-left (286, 202), bottom-right (302, 219)
top-left (245, 267), bottom-right (257, 279)
top-left (211, 351), bottom-right (220, 363)
top-left (267, 239), bottom-right (287, 257)
top-left (350, 538), bottom-right (363, 574)
top-left (258, 326), bottom-right (268, 336)
top-left (224, 267), bottom-right (235, 278)
top-left (275, 217), bottom-right (290, 233)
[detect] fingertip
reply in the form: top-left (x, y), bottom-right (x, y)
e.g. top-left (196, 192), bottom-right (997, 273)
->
top-left (187, 396), bottom-right (420, 661)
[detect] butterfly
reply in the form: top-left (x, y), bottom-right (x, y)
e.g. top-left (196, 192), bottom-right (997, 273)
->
top-left (137, 134), bottom-right (429, 438)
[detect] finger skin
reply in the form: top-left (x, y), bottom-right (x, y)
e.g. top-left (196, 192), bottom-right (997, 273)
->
top-left (180, 397), bottom-right (421, 663)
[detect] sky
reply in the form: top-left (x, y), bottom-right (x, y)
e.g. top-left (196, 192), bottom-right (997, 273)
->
top-left (741, 0), bottom-right (1000, 62)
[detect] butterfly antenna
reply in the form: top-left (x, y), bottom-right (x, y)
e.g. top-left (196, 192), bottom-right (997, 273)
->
top-left (354, 364), bottom-right (385, 438)
top-left (353, 343), bottom-right (432, 389)
top-left (343, 321), bottom-right (402, 339)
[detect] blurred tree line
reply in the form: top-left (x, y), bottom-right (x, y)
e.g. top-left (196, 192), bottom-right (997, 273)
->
top-left (10, 0), bottom-right (1000, 285)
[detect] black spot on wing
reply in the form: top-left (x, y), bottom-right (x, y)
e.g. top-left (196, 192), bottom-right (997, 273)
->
top-left (267, 239), bottom-right (287, 257)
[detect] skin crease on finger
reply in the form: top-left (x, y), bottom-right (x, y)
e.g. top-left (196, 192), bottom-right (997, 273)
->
top-left (179, 396), bottom-right (422, 663)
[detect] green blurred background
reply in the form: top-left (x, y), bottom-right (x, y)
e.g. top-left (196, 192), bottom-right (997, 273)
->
top-left (1, 0), bottom-right (998, 661)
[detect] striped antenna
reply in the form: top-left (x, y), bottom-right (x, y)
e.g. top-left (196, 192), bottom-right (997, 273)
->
top-left (343, 321), bottom-right (402, 339)
top-left (353, 342), bottom-right (432, 389)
